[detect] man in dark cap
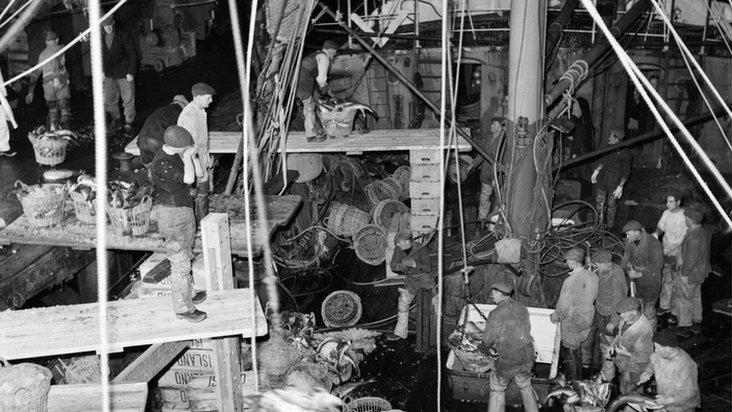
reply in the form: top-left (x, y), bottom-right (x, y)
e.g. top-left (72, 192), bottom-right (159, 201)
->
top-left (26, 30), bottom-right (72, 129)
top-left (600, 297), bottom-right (653, 394)
top-left (390, 231), bottom-right (431, 338)
top-left (637, 330), bottom-right (700, 411)
top-left (296, 40), bottom-right (339, 142)
top-left (138, 95), bottom-right (189, 167)
top-left (149, 125), bottom-right (209, 323)
top-left (591, 128), bottom-right (631, 228)
top-left (101, 17), bottom-right (137, 132)
top-left (178, 83), bottom-right (216, 222)
top-left (673, 208), bottom-right (711, 337)
top-left (477, 280), bottom-right (538, 412)
top-left (592, 249), bottom-right (628, 367)
top-left (550, 248), bottom-right (598, 380)
top-left (621, 220), bottom-right (663, 330)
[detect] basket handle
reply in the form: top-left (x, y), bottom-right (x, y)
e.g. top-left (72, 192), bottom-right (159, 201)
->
top-left (0, 357), bottom-right (9, 368)
top-left (14, 180), bottom-right (29, 192)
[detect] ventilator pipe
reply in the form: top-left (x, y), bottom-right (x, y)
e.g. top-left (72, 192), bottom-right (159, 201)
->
top-left (544, 0), bottom-right (651, 107)
top-left (545, 0), bottom-right (580, 69)
top-left (316, 1), bottom-right (501, 167)
top-left (555, 107), bottom-right (730, 172)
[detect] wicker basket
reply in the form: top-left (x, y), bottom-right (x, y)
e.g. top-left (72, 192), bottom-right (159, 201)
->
top-left (0, 358), bottom-right (52, 412)
top-left (15, 181), bottom-right (69, 227)
top-left (318, 107), bottom-right (359, 138)
top-left (364, 180), bottom-right (399, 209)
top-left (107, 196), bottom-right (152, 236)
top-left (353, 224), bottom-right (388, 265)
top-left (371, 199), bottom-right (409, 229)
top-left (28, 134), bottom-right (69, 166)
top-left (321, 290), bottom-right (362, 328)
top-left (326, 201), bottom-right (371, 237)
top-left (390, 166), bottom-right (410, 200)
top-left (69, 189), bottom-right (96, 224)
top-left (343, 397), bottom-right (392, 412)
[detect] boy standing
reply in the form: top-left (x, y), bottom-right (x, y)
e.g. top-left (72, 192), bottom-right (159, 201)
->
top-left (150, 125), bottom-right (208, 322)
top-left (26, 30), bottom-right (71, 129)
top-left (653, 193), bottom-right (687, 317)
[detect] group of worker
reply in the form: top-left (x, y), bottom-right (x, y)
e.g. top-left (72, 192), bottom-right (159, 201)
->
top-left (467, 196), bottom-right (708, 411)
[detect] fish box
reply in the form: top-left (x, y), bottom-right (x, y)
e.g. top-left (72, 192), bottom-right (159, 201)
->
top-left (446, 303), bottom-right (560, 403)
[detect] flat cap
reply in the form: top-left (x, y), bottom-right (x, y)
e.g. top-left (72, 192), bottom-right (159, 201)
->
top-left (616, 296), bottom-right (641, 313)
top-left (322, 40), bottom-right (339, 50)
top-left (653, 330), bottom-right (680, 347)
top-left (163, 125), bottom-right (193, 148)
top-left (191, 82), bottom-right (216, 97)
top-left (609, 128), bottom-right (625, 140)
top-left (622, 220), bottom-right (643, 233)
top-left (684, 208), bottom-right (704, 224)
top-left (564, 248), bottom-right (585, 263)
top-left (45, 30), bottom-right (58, 41)
top-left (491, 280), bottom-right (513, 294)
top-left (591, 250), bottom-right (613, 264)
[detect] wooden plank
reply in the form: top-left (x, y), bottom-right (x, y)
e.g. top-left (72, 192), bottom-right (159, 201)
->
top-left (0, 196), bottom-right (301, 258)
top-left (201, 213), bottom-right (243, 411)
top-left (47, 383), bottom-right (148, 412)
top-left (112, 341), bottom-right (190, 383)
top-left (125, 129), bottom-right (472, 155)
top-left (0, 244), bottom-right (53, 277)
top-left (0, 289), bottom-right (268, 360)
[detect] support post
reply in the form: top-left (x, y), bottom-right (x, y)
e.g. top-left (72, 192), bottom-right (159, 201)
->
top-left (201, 213), bottom-right (242, 411)
top-left (505, 0), bottom-right (547, 305)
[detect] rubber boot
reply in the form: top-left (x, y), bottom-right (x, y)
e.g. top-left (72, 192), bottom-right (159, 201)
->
top-left (394, 287), bottom-right (414, 339)
top-left (519, 386), bottom-right (539, 412)
top-left (478, 182), bottom-right (493, 221)
top-left (58, 97), bottom-right (71, 129)
top-left (47, 100), bottom-right (59, 130)
top-left (487, 390), bottom-right (505, 412)
top-left (562, 345), bottom-right (582, 381)
top-left (303, 97), bottom-right (326, 142)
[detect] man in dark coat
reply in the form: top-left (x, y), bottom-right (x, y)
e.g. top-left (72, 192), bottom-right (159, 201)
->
top-left (138, 95), bottom-right (188, 166)
top-left (591, 128), bottom-right (631, 228)
top-left (479, 281), bottom-right (538, 412)
top-left (621, 220), bottom-right (663, 329)
top-left (673, 208), bottom-right (711, 338)
top-left (101, 18), bottom-right (137, 132)
top-left (390, 232), bottom-right (431, 338)
top-left (296, 40), bottom-right (337, 142)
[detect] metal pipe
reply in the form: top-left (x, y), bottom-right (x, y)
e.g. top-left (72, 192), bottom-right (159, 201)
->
top-left (545, 0), bottom-right (579, 68)
top-left (313, 27), bottom-right (499, 45)
top-left (315, 1), bottom-right (500, 166)
top-left (544, 0), bottom-right (651, 106)
top-left (554, 107), bottom-right (730, 172)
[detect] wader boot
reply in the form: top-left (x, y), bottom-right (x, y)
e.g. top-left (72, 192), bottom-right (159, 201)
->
top-left (58, 97), bottom-right (71, 129)
top-left (394, 287), bottom-right (414, 339)
top-left (303, 97), bottom-right (326, 143)
top-left (47, 100), bottom-right (60, 130)
top-left (518, 386), bottom-right (539, 412)
top-left (487, 390), bottom-right (505, 412)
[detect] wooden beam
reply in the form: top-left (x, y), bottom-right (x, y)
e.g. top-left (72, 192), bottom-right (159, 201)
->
top-left (112, 341), bottom-right (190, 383)
top-left (47, 382), bottom-right (147, 412)
top-left (201, 213), bottom-right (243, 411)
top-left (0, 289), bottom-right (267, 360)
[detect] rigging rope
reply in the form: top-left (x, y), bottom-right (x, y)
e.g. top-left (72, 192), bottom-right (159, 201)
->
top-left (579, 0), bottom-right (732, 228)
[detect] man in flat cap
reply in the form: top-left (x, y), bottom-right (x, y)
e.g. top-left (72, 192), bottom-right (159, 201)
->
top-left (296, 40), bottom-right (339, 142)
top-left (101, 17), bottom-right (137, 132)
top-left (637, 330), bottom-right (700, 411)
top-left (390, 232), bottom-right (431, 339)
top-left (149, 126), bottom-right (209, 323)
top-left (591, 128), bottom-right (631, 228)
top-left (592, 249), bottom-right (628, 367)
top-left (601, 297), bottom-right (653, 395)
top-left (178, 82), bottom-right (216, 222)
top-left (478, 280), bottom-right (539, 412)
top-left (622, 220), bottom-right (663, 330)
top-left (673, 208), bottom-right (711, 337)
top-left (550, 248), bottom-right (598, 380)
top-left (26, 30), bottom-right (72, 129)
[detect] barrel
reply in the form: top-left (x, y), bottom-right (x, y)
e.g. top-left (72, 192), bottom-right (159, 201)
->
top-left (354, 224), bottom-right (388, 265)
top-left (372, 199), bottom-right (409, 229)
top-left (326, 201), bottom-right (371, 237)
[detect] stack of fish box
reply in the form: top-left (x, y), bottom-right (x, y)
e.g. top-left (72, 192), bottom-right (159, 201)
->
top-left (408, 149), bottom-right (441, 237)
top-left (446, 303), bottom-right (560, 403)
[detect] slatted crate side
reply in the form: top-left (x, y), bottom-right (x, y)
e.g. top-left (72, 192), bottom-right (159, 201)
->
top-left (158, 387), bottom-right (218, 411)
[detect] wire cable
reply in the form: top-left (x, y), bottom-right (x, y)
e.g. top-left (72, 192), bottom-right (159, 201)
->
top-left (0, 0), bottom-right (33, 30)
top-left (87, 0), bottom-right (109, 409)
top-left (0, 0), bottom-right (18, 23)
top-left (0, 0), bottom-right (43, 55)
top-left (579, 0), bottom-right (732, 228)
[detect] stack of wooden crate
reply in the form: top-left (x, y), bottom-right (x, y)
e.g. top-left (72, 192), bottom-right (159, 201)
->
top-left (408, 149), bottom-right (442, 237)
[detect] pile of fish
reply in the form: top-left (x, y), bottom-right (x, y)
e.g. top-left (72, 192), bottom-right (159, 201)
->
top-left (70, 174), bottom-right (97, 203)
top-left (544, 373), bottom-right (612, 410)
top-left (316, 97), bottom-right (375, 138)
top-left (28, 125), bottom-right (77, 143)
top-left (446, 321), bottom-right (494, 373)
top-left (107, 180), bottom-right (154, 209)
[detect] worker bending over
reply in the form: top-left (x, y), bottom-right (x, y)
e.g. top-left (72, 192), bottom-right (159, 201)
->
top-left (296, 40), bottom-right (338, 142)
top-left (149, 126), bottom-right (208, 323)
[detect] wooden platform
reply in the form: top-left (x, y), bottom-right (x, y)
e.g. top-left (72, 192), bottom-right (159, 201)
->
top-left (0, 195), bottom-right (300, 258)
top-left (125, 129), bottom-right (472, 156)
top-left (0, 289), bottom-right (267, 360)
top-left (48, 383), bottom-right (148, 412)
